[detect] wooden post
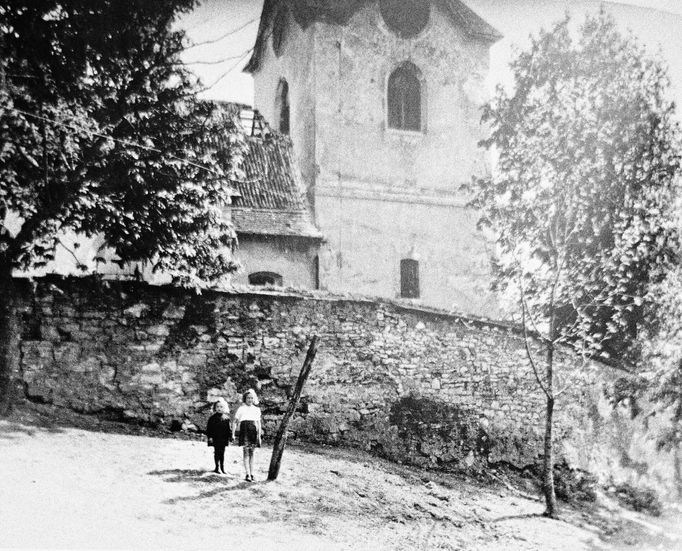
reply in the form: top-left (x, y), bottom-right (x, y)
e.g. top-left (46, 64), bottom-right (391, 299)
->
top-left (267, 335), bottom-right (319, 481)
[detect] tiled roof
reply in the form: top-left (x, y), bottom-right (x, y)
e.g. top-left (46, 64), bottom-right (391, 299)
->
top-left (232, 209), bottom-right (322, 238)
top-left (245, 0), bottom-right (502, 73)
top-left (231, 134), bottom-right (322, 239)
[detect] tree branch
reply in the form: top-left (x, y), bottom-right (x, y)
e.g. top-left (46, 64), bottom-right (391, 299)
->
top-left (519, 277), bottom-right (550, 398)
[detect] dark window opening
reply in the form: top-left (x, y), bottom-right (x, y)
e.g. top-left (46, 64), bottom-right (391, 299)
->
top-left (380, 0), bottom-right (430, 38)
top-left (272, 7), bottom-right (287, 57)
top-left (388, 64), bottom-right (421, 131)
top-left (313, 255), bottom-right (320, 290)
top-left (248, 272), bottom-right (283, 286)
top-left (276, 79), bottom-right (290, 135)
top-left (400, 259), bottom-right (420, 298)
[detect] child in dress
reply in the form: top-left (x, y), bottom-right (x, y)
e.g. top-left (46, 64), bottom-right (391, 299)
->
top-left (232, 389), bottom-right (262, 482)
top-left (206, 398), bottom-right (232, 474)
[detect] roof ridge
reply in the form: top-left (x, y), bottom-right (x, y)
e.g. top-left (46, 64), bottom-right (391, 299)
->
top-left (245, 0), bottom-right (502, 74)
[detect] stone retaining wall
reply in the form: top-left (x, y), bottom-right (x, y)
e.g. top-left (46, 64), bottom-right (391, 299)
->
top-left (12, 276), bottom-right (651, 478)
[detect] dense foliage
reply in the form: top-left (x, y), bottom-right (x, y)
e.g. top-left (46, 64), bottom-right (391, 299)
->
top-left (0, 0), bottom-right (246, 414)
top-left (471, 12), bottom-right (681, 363)
top-left (1, 0), bottom-right (245, 282)
top-left (469, 11), bottom-right (681, 517)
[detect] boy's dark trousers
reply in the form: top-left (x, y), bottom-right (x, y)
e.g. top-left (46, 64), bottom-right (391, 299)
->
top-left (214, 445), bottom-right (226, 473)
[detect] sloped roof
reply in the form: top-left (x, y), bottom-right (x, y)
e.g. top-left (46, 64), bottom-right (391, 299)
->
top-left (232, 135), bottom-right (322, 239)
top-left (245, 0), bottom-right (502, 73)
top-left (438, 0), bottom-right (503, 42)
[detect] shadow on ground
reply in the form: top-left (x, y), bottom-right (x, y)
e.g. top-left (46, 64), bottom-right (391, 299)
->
top-left (148, 468), bottom-right (257, 503)
top-left (0, 420), bottom-right (64, 439)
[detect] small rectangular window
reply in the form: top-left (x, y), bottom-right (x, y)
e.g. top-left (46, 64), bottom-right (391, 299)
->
top-left (400, 259), bottom-right (419, 298)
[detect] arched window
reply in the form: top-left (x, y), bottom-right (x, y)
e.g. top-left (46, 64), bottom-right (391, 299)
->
top-left (275, 78), bottom-right (290, 135)
top-left (248, 272), bottom-right (283, 286)
top-left (387, 63), bottom-right (421, 131)
top-left (400, 258), bottom-right (420, 298)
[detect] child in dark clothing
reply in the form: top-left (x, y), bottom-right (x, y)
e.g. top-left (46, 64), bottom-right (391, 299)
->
top-left (206, 398), bottom-right (232, 474)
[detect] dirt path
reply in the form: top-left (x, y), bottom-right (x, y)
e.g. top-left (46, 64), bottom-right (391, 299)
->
top-left (1, 412), bottom-right (680, 550)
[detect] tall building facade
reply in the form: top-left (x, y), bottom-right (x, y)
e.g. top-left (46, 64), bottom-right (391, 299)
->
top-left (246, 0), bottom-right (502, 316)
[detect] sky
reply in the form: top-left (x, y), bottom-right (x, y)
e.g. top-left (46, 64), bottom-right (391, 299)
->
top-left (614, 0), bottom-right (682, 11)
top-left (178, 0), bottom-right (682, 106)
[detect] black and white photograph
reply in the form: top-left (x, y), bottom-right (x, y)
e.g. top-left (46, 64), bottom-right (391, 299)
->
top-left (1, 0), bottom-right (682, 549)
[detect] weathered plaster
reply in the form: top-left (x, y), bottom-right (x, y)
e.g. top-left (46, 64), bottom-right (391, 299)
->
top-left (232, 235), bottom-right (319, 289)
top-left (250, 2), bottom-right (498, 315)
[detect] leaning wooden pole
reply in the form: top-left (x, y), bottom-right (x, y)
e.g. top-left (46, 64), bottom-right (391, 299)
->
top-left (267, 335), bottom-right (319, 481)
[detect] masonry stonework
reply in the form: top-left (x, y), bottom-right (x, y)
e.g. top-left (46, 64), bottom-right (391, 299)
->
top-left (12, 275), bottom-right (663, 485)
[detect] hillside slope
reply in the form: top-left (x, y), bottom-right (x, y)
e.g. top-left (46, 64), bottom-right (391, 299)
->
top-left (0, 405), bottom-right (680, 550)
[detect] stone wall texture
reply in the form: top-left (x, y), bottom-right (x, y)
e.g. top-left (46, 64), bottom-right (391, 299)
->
top-left (12, 276), bottom-right (672, 489)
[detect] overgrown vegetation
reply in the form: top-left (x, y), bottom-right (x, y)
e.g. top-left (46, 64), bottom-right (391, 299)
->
top-left (550, 461), bottom-right (598, 503)
top-left (611, 482), bottom-right (663, 516)
top-left (387, 395), bottom-right (491, 468)
top-left (468, 11), bottom-right (681, 517)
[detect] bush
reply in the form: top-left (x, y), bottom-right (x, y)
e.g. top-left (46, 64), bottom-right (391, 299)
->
top-left (612, 482), bottom-right (662, 516)
top-left (386, 394), bottom-right (487, 468)
top-left (553, 461), bottom-right (598, 503)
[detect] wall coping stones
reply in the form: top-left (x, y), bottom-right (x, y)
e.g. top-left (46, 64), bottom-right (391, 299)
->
top-left (13, 274), bottom-right (518, 332)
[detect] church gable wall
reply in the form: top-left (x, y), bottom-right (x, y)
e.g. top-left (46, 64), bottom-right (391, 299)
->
top-left (312, 2), bottom-right (490, 193)
top-left (251, 10), bottom-right (317, 197)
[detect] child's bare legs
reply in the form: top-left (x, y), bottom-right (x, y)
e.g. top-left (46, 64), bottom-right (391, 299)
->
top-left (242, 447), bottom-right (251, 480)
top-left (248, 448), bottom-right (255, 480)
top-left (242, 447), bottom-right (256, 481)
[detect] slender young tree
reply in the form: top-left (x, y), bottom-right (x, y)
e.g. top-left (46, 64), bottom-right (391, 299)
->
top-left (0, 0), bottom-right (246, 415)
top-left (469, 12), bottom-right (681, 517)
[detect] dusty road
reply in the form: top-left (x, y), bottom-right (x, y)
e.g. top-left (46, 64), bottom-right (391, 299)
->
top-left (0, 410), bottom-right (680, 550)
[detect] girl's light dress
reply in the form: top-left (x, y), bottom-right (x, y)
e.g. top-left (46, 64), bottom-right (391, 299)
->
top-left (234, 404), bottom-right (261, 448)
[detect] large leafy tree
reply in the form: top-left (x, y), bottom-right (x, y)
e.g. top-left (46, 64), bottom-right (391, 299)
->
top-left (469, 12), bottom-right (681, 517)
top-left (0, 0), bottom-right (245, 415)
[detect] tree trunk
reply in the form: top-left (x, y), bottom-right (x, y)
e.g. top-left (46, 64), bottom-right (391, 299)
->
top-left (543, 393), bottom-right (558, 517)
top-left (0, 261), bottom-right (17, 417)
top-left (674, 442), bottom-right (682, 500)
top-left (542, 338), bottom-right (558, 518)
top-left (268, 336), bottom-right (319, 481)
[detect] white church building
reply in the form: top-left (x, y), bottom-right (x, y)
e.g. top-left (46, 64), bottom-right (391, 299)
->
top-left (245, 0), bottom-right (504, 317)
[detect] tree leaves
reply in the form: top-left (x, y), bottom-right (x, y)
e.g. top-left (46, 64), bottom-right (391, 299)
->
top-left (1, 0), bottom-right (245, 287)
top-left (470, 11), bottom-right (682, 363)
